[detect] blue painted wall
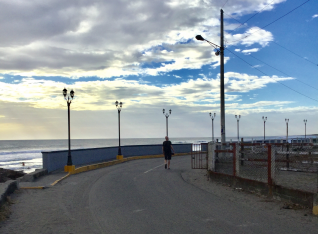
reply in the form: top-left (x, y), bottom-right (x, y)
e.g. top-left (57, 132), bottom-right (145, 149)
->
top-left (42, 144), bottom-right (192, 173)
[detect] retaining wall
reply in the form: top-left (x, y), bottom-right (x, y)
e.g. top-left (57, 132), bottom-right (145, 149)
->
top-left (42, 143), bottom-right (192, 173)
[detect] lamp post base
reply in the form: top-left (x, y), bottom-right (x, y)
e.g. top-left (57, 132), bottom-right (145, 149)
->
top-left (64, 165), bottom-right (75, 172)
top-left (116, 155), bottom-right (124, 160)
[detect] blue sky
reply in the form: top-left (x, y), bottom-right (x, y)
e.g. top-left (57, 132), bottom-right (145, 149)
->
top-left (0, 0), bottom-right (317, 140)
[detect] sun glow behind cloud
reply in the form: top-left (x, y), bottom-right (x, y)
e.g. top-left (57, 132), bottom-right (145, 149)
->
top-left (0, 0), bottom-right (316, 139)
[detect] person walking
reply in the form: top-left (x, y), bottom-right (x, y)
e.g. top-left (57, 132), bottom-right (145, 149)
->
top-left (162, 136), bottom-right (174, 169)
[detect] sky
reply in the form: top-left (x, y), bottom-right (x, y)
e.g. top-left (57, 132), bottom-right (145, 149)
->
top-left (0, 0), bottom-right (317, 140)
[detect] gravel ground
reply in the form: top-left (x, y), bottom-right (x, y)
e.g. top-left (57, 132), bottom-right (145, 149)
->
top-left (0, 157), bottom-right (317, 233)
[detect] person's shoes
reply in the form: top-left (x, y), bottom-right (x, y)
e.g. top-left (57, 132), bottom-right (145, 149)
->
top-left (165, 164), bottom-right (167, 169)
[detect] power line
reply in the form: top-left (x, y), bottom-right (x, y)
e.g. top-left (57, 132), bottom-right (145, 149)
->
top-left (223, 12), bottom-right (242, 24)
top-left (272, 41), bottom-right (318, 66)
top-left (225, 47), bottom-right (318, 102)
top-left (231, 0), bottom-right (276, 32)
top-left (227, 0), bottom-right (311, 45)
top-left (221, 0), bottom-right (229, 9)
top-left (248, 53), bottom-right (318, 91)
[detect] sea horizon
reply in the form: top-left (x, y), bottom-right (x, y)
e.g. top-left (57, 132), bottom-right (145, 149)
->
top-left (0, 135), bottom-right (316, 174)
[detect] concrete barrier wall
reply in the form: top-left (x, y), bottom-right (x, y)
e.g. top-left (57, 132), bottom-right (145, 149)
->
top-left (42, 143), bottom-right (192, 173)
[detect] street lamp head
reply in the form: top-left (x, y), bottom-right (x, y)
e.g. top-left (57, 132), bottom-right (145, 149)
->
top-left (239, 115), bottom-right (241, 119)
top-left (115, 101), bottom-right (118, 107)
top-left (304, 119), bottom-right (307, 123)
top-left (285, 118), bottom-right (289, 123)
top-left (163, 109), bottom-right (165, 114)
top-left (63, 88), bottom-right (67, 97)
top-left (209, 112), bottom-right (211, 117)
top-left (119, 102), bottom-right (123, 108)
top-left (214, 113), bottom-right (216, 117)
top-left (235, 115), bottom-right (237, 118)
top-left (195, 35), bottom-right (205, 41)
top-left (70, 90), bottom-right (75, 99)
top-left (215, 50), bottom-right (220, 56)
top-left (169, 109), bottom-right (171, 115)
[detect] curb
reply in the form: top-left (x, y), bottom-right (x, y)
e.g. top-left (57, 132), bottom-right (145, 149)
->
top-left (71, 153), bottom-right (189, 175)
top-left (0, 180), bottom-right (18, 207)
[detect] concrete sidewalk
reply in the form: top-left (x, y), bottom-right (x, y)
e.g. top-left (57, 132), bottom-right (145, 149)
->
top-left (0, 169), bottom-right (69, 206)
top-left (18, 169), bottom-right (69, 189)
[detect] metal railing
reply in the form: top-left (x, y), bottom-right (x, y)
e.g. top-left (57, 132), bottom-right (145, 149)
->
top-left (209, 142), bottom-right (318, 193)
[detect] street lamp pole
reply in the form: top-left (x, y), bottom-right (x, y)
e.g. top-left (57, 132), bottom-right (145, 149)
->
top-left (196, 9), bottom-right (226, 148)
top-left (115, 101), bottom-right (123, 159)
top-left (163, 109), bottom-right (171, 137)
top-left (285, 118), bottom-right (289, 142)
top-left (63, 88), bottom-right (75, 172)
top-left (209, 112), bottom-right (216, 142)
top-left (262, 116), bottom-right (267, 142)
top-left (304, 119), bottom-right (307, 139)
top-left (235, 115), bottom-right (241, 142)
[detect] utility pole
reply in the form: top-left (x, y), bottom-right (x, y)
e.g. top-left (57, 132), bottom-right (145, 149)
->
top-left (220, 9), bottom-right (226, 148)
top-left (195, 9), bottom-right (226, 148)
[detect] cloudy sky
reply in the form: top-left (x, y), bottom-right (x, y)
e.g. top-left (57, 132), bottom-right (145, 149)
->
top-left (0, 0), bottom-right (317, 140)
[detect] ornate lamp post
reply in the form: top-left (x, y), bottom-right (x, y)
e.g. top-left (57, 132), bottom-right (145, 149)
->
top-left (163, 109), bottom-right (171, 137)
top-left (115, 101), bottom-right (123, 159)
top-left (285, 118), bottom-right (289, 142)
top-left (285, 118), bottom-right (289, 168)
top-left (63, 88), bottom-right (75, 172)
top-left (304, 119), bottom-right (307, 139)
top-left (262, 116), bottom-right (267, 142)
top-left (209, 112), bottom-right (216, 142)
top-left (235, 115), bottom-right (241, 142)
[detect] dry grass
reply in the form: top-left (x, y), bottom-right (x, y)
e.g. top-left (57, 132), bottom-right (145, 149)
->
top-left (0, 196), bottom-right (14, 222)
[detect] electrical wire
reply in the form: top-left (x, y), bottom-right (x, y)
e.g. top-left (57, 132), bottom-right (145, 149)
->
top-left (272, 41), bottom-right (318, 66)
top-left (227, 0), bottom-right (311, 45)
top-left (225, 47), bottom-right (318, 102)
top-left (248, 53), bottom-right (318, 91)
top-left (223, 12), bottom-right (243, 24)
top-left (231, 0), bottom-right (276, 32)
top-left (221, 0), bottom-right (229, 9)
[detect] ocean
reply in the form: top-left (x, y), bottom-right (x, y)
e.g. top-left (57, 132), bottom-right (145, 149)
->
top-left (0, 135), bottom-right (313, 173)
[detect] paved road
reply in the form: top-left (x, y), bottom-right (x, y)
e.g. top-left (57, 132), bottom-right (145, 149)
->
top-left (1, 156), bottom-right (317, 233)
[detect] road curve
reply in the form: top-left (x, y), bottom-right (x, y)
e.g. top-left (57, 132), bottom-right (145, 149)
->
top-left (1, 156), bottom-right (317, 234)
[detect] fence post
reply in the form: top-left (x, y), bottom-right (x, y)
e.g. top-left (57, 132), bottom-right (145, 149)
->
top-left (271, 145), bottom-right (275, 184)
top-left (215, 139), bottom-right (219, 163)
top-left (286, 143), bottom-right (289, 169)
top-left (233, 143), bottom-right (236, 177)
top-left (208, 142), bottom-right (215, 171)
top-left (267, 144), bottom-right (273, 196)
top-left (235, 143), bottom-right (240, 177)
top-left (240, 138), bottom-right (244, 166)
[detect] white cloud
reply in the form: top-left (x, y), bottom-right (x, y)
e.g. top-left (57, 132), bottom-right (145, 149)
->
top-left (226, 27), bottom-right (273, 47)
top-left (312, 14), bottom-right (318, 18)
top-left (0, 72), bottom-right (294, 111)
top-left (241, 48), bottom-right (260, 54)
top-left (0, 0), bottom-right (283, 78)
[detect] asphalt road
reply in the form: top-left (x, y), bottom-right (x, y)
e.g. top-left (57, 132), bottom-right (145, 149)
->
top-left (1, 156), bottom-right (317, 233)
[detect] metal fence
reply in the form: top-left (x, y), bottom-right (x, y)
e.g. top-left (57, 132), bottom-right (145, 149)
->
top-left (210, 142), bottom-right (318, 193)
